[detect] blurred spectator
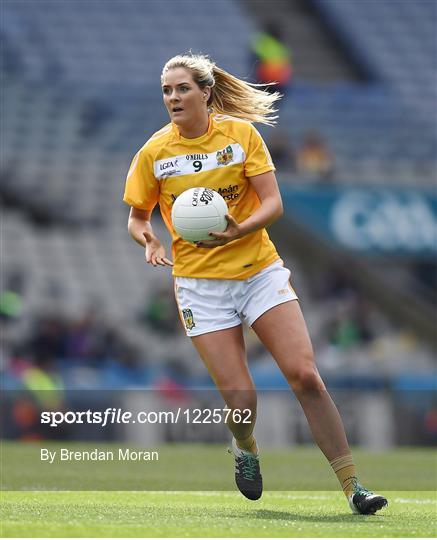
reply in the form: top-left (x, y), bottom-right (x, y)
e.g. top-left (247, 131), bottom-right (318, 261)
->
top-left (297, 131), bottom-right (335, 181)
top-left (66, 310), bottom-right (103, 359)
top-left (267, 128), bottom-right (296, 172)
top-left (0, 270), bottom-right (25, 323)
top-left (251, 22), bottom-right (293, 96)
top-left (308, 265), bottom-right (381, 355)
top-left (139, 287), bottom-right (179, 335)
top-left (13, 310), bottom-right (138, 369)
top-left (0, 290), bottom-right (23, 323)
top-left (325, 295), bottom-right (374, 351)
top-left (410, 261), bottom-right (437, 305)
top-left (423, 405), bottom-right (437, 443)
top-left (30, 316), bottom-right (68, 363)
top-left (311, 265), bottom-right (355, 302)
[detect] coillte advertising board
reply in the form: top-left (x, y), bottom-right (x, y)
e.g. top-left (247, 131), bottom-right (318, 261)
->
top-left (281, 185), bottom-right (437, 257)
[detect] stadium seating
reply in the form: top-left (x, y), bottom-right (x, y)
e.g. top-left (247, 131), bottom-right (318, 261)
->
top-left (306, 0), bottom-right (436, 181)
top-left (2, 0), bottom-right (435, 387)
top-left (313, 0), bottom-right (435, 111)
top-left (3, 0), bottom-right (435, 224)
top-left (3, 0), bottom-right (253, 87)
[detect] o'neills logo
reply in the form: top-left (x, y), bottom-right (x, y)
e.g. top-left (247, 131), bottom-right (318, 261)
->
top-left (216, 145), bottom-right (234, 166)
top-left (186, 154), bottom-right (208, 161)
top-left (192, 187), bottom-right (214, 206)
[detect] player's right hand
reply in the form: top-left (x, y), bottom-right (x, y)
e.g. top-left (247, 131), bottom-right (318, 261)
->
top-left (143, 231), bottom-right (173, 267)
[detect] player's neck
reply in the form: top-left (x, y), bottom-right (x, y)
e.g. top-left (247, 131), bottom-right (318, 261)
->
top-left (176, 113), bottom-right (209, 139)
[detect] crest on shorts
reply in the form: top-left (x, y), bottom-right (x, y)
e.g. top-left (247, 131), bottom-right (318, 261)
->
top-left (182, 308), bottom-right (195, 330)
top-left (216, 145), bottom-right (234, 166)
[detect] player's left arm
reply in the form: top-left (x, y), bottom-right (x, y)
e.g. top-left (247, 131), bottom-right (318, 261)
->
top-left (196, 171), bottom-right (283, 248)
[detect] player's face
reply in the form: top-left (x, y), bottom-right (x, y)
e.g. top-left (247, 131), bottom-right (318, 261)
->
top-left (162, 68), bottom-right (209, 126)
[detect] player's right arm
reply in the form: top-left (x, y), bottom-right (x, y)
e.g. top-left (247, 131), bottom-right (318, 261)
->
top-left (127, 207), bottom-right (173, 267)
top-left (124, 142), bottom-right (173, 268)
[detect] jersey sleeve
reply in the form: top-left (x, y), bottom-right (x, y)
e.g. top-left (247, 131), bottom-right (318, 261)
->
top-left (123, 147), bottom-right (159, 210)
top-left (244, 125), bottom-right (276, 177)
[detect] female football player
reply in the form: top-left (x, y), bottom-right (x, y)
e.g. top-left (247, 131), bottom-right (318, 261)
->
top-left (123, 53), bottom-right (387, 515)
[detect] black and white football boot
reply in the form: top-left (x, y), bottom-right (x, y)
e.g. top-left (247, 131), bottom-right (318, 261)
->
top-left (348, 484), bottom-right (388, 515)
top-left (228, 437), bottom-right (263, 500)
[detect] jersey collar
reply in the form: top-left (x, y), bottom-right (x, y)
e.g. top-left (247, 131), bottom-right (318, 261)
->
top-left (171, 114), bottom-right (214, 144)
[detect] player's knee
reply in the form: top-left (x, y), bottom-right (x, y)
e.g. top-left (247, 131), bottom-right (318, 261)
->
top-left (288, 362), bottom-right (325, 394)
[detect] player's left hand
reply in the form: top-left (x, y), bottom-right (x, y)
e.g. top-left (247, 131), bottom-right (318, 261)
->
top-left (195, 214), bottom-right (242, 248)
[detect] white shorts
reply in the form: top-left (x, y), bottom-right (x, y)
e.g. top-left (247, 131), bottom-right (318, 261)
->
top-left (174, 260), bottom-right (298, 337)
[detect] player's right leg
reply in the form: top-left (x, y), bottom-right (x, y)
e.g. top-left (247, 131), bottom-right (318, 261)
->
top-left (175, 276), bottom-right (262, 499)
top-left (191, 326), bottom-right (262, 500)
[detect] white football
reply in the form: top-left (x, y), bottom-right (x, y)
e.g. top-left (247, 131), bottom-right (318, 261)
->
top-left (171, 187), bottom-right (228, 242)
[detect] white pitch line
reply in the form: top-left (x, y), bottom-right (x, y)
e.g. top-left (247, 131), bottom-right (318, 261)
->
top-left (143, 491), bottom-right (330, 500)
top-left (394, 498), bottom-right (436, 504)
top-left (145, 492), bottom-right (436, 504)
top-left (11, 490), bottom-right (437, 505)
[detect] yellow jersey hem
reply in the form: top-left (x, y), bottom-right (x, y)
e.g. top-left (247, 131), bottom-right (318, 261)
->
top-left (245, 165), bottom-right (276, 177)
top-left (172, 255), bottom-right (281, 281)
top-left (123, 196), bottom-right (155, 211)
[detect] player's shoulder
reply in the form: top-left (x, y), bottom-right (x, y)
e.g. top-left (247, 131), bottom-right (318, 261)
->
top-left (137, 123), bottom-right (174, 158)
top-left (212, 113), bottom-right (254, 136)
top-left (212, 114), bottom-right (263, 151)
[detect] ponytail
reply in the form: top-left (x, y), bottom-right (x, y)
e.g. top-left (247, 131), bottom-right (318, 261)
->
top-left (162, 53), bottom-right (281, 126)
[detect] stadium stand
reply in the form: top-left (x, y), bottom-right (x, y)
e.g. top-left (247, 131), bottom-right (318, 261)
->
top-left (306, 0), bottom-right (436, 183)
top-left (2, 0), bottom-right (435, 393)
top-left (244, 0), bottom-right (436, 185)
top-left (2, 0), bottom-right (253, 87)
top-left (240, 0), bottom-right (366, 81)
top-left (313, 0), bottom-right (436, 116)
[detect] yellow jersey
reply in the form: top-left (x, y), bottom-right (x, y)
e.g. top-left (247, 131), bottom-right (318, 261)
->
top-left (123, 113), bottom-right (280, 280)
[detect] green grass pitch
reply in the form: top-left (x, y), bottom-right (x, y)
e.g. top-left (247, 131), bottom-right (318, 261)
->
top-left (2, 490), bottom-right (436, 537)
top-left (1, 442), bottom-right (436, 537)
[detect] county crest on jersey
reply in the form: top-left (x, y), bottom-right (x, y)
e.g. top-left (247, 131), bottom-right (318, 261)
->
top-left (123, 113), bottom-right (280, 280)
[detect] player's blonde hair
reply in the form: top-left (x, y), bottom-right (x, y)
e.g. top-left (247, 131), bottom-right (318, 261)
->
top-left (161, 53), bottom-right (281, 126)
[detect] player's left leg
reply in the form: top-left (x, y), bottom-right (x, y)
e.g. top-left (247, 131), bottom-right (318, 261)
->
top-left (251, 300), bottom-right (387, 514)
